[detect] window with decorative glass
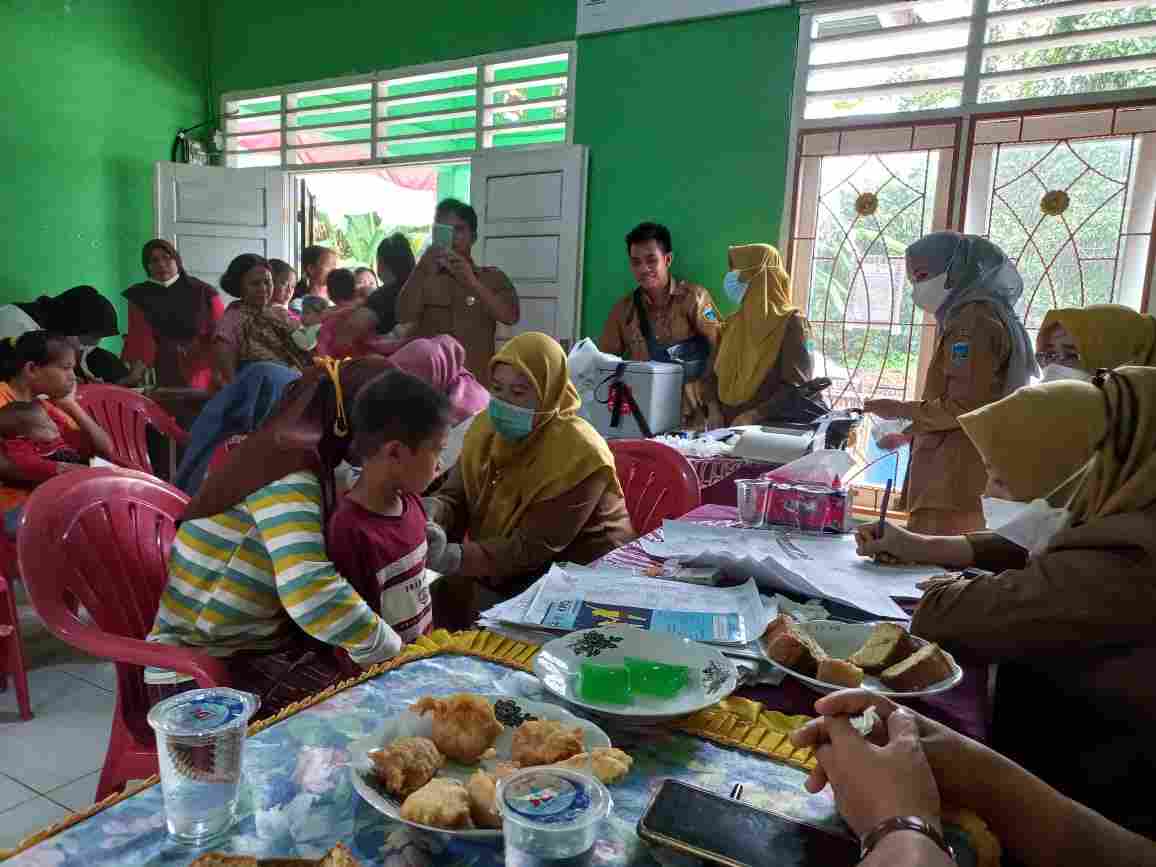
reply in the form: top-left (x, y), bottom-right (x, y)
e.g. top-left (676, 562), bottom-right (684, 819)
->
top-left (221, 45), bottom-right (574, 169)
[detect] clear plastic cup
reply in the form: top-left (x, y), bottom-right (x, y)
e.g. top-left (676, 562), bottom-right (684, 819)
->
top-left (735, 479), bottom-right (772, 528)
top-left (147, 687), bottom-right (259, 843)
top-left (498, 767), bottom-right (612, 867)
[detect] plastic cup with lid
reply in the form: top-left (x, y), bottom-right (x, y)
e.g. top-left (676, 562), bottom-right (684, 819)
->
top-left (498, 766), bottom-right (612, 867)
top-left (146, 687), bottom-right (259, 843)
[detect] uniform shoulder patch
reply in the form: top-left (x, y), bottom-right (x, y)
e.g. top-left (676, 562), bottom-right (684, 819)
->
top-left (950, 340), bottom-right (970, 365)
top-left (703, 307), bottom-right (719, 321)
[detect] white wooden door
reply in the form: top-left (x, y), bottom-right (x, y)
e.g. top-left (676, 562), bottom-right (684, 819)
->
top-left (154, 162), bottom-right (291, 297)
top-left (469, 145), bottom-right (588, 350)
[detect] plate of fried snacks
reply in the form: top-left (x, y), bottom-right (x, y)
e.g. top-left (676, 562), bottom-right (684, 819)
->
top-left (349, 692), bottom-right (633, 838)
top-left (762, 615), bottom-right (963, 698)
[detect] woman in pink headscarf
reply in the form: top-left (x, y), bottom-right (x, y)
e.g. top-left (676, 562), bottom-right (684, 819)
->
top-left (386, 336), bottom-right (489, 468)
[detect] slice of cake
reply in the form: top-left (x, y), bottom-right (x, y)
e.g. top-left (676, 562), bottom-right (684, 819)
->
top-left (766, 622), bottom-right (829, 677)
top-left (816, 658), bottom-right (864, 688)
top-left (880, 643), bottom-right (953, 690)
top-left (849, 622), bottom-right (919, 674)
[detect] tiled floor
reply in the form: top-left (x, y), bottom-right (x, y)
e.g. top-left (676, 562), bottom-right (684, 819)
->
top-left (0, 585), bottom-right (115, 850)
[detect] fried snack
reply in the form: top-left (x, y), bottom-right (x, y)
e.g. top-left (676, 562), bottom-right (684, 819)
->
top-left (368, 736), bottom-right (444, 798)
top-left (411, 693), bottom-right (504, 764)
top-left (400, 778), bottom-right (474, 830)
top-left (511, 719), bottom-right (585, 767)
top-left (553, 747), bottom-right (634, 784)
top-left (816, 658), bottom-right (865, 688)
top-left (466, 769), bottom-right (503, 829)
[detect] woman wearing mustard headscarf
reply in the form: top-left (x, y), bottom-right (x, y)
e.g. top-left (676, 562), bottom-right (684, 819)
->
top-left (856, 379), bottom-right (1103, 570)
top-left (1035, 304), bottom-right (1156, 381)
top-left (424, 332), bottom-right (635, 628)
top-left (910, 366), bottom-right (1156, 836)
top-left (865, 232), bottom-right (1037, 535)
top-left (713, 244), bottom-right (814, 425)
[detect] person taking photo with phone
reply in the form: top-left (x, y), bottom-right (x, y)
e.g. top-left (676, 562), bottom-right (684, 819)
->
top-left (332, 199), bottom-right (519, 386)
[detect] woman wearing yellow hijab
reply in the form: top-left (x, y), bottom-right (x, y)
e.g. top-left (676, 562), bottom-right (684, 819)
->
top-left (1036, 304), bottom-right (1156, 380)
top-left (425, 332), bottom-right (635, 627)
top-left (912, 366), bottom-right (1156, 837)
top-left (712, 244), bottom-right (814, 425)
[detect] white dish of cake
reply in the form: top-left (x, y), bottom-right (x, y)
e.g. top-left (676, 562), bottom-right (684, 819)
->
top-left (761, 615), bottom-right (964, 697)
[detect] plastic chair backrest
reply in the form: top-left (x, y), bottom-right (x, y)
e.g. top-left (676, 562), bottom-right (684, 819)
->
top-left (17, 468), bottom-right (187, 713)
top-left (609, 439), bottom-right (701, 535)
top-left (78, 384), bottom-right (189, 476)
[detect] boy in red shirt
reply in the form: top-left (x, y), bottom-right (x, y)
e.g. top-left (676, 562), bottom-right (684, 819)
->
top-left (328, 370), bottom-right (452, 645)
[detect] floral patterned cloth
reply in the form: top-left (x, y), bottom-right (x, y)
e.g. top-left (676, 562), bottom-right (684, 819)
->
top-left (7, 656), bottom-right (982, 867)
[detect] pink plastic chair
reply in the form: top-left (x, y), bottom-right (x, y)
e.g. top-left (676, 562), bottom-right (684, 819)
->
top-left (77, 384), bottom-right (190, 478)
top-left (18, 468), bottom-right (229, 799)
top-left (0, 571), bottom-right (31, 721)
top-left (609, 439), bottom-right (701, 535)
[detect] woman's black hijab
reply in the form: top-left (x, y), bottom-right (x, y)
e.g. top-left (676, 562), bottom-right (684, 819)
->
top-left (122, 239), bottom-right (217, 341)
top-left (16, 285), bottom-right (118, 338)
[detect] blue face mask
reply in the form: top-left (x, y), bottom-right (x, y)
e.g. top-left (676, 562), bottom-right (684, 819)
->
top-left (723, 270), bottom-right (748, 304)
top-left (489, 396), bottom-right (536, 441)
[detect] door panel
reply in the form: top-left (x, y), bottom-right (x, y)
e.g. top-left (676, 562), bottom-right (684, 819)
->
top-left (155, 162), bottom-right (291, 295)
top-left (470, 145), bottom-right (587, 350)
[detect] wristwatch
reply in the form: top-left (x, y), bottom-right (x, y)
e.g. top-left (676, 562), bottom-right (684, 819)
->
top-left (860, 816), bottom-right (954, 862)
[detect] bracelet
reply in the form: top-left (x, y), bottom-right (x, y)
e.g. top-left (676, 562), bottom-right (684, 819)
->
top-left (860, 816), bottom-right (954, 862)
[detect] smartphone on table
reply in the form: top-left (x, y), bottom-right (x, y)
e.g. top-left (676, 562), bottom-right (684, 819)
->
top-left (637, 779), bottom-right (859, 867)
top-left (432, 222), bottom-right (455, 250)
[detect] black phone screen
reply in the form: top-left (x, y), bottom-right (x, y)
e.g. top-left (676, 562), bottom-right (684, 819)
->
top-left (638, 780), bottom-right (859, 867)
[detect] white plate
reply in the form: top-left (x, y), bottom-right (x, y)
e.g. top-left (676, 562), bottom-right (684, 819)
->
top-left (765, 620), bottom-right (964, 698)
top-left (349, 692), bottom-right (610, 839)
top-left (532, 625), bottom-right (739, 722)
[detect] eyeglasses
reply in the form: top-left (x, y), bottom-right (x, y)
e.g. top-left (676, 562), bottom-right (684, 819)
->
top-left (1035, 350), bottom-right (1081, 366)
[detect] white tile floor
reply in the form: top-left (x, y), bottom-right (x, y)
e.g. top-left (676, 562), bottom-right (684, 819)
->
top-left (0, 586), bottom-right (115, 850)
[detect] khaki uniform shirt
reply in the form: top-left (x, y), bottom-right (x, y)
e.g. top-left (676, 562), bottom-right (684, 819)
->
top-left (396, 259), bottom-right (518, 386)
top-left (599, 279), bottom-right (723, 427)
top-left (901, 302), bottom-right (1012, 532)
top-left (719, 312), bottom-right (815, 425)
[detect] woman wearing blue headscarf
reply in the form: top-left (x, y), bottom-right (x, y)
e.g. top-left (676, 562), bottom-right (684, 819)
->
top-left (865, 232), bottom-right (1037, 535)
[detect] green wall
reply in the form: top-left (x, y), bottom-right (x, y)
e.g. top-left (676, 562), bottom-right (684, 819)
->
top-left (574, 8), bottom-right (798, 336)
top-left (0, 0), bottom-right (209, 346)
top-left (207, 1), bottom-right (799, 339)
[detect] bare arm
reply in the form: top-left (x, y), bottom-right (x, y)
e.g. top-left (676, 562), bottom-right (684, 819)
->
top-left (54, 394), bottom-right (115, 460)
top-left (855, 521), bottom-right (976, 568)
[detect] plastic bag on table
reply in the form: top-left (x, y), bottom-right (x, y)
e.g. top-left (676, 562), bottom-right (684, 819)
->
top-left (762, 448), bottom-right (857, 487)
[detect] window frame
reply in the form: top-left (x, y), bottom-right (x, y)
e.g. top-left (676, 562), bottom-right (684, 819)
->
top-left (220, 41), bottom-right (578, 173)
top-left (783, 1), bottom-right (1156, 307)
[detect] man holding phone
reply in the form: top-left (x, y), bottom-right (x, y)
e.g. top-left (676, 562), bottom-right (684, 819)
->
top-left (392, 198), bottom-right (520, 385)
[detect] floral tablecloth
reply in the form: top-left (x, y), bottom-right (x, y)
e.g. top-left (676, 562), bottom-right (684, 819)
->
top-left (6, 655), bottom-right (849, 867)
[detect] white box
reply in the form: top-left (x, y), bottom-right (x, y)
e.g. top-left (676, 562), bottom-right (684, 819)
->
top-left (585, 360), bottom-right (684, 439)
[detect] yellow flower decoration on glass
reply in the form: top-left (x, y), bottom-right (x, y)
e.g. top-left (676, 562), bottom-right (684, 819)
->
top-left (1040, 189), bottom-right (1070, 217)
top-left (855, 191), bottom-right (879, 217)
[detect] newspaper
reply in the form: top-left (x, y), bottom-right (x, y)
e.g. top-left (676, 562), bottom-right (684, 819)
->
top-left (487, 564), bottom-right (768, 646)
top-left (640, 520), bottom-right (946, 619)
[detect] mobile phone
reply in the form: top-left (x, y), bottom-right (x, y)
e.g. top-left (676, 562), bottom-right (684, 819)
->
top-left (637, 779), bottom-right (859, 867)
top-left (432, 222), bottom-right (455, 249)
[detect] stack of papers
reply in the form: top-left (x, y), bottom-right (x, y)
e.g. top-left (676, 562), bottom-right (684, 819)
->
top-left (480, 564), bottom-right (769, 646)
top-left (640, 520), bottom-right (947, 620)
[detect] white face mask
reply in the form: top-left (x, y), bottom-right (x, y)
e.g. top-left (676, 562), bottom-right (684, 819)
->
top-left (1040, 363), bottom-right (1092, 383)
top-left (981, 496), bottom-right (1070, 556)
top-left (912, 272), bottom-right (951, 314)
top-left (723, 270), bottom-right (748, 304)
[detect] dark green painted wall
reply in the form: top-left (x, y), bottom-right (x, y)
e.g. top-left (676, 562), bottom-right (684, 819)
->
top-left (0, 0), bottom-right (209, 345)
top-left (207, 1), bottom-right (799, 339)
top-left (573, 8), bottom-right (798, 336)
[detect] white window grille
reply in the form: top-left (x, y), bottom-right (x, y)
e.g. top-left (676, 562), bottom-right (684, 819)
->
top-left (221, 44), bottom-right (574, 169)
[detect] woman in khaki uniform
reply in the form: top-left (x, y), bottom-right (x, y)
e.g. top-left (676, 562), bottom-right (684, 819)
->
top-left (865, 232), bottom-right (1036, 534)
top-left (712, 243), bottom-right (814, 425)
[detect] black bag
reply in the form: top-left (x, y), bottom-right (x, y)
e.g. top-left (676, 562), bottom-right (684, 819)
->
top-left (632, 290), bottom-right (711, 382)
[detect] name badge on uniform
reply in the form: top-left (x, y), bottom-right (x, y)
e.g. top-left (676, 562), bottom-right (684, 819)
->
top-left (950, 340), bottom-right (970, 366)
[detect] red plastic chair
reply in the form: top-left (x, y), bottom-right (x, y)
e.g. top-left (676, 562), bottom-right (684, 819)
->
top-left (77, 384), bottom-right (190, 478)
top-left (18, 468), bottom-right (229, 799)
top-left (0, 571), bottom-right (31, 721)
top-left (609, 439), bottom-right (701, 535)
top-left (205, 434), bottom-right (247, 477)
